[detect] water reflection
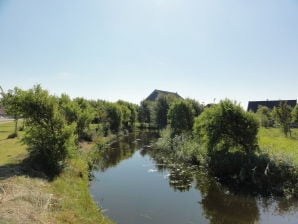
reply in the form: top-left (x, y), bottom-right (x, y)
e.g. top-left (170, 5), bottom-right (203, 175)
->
top-left (91, 132), bottom-right (298, 224)
top-left (93, 132), bottom-right (159, 172)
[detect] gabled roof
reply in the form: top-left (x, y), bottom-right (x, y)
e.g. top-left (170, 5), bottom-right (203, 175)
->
top-left (145, 89), bottom-right (183, 102)
top-left (247, 100), bottom-right (297, 112)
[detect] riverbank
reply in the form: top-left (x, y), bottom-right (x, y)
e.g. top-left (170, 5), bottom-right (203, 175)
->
top-left (0, 121), bottom-right (113, 224)
top-left (155, 127), bottom-right (298, 198)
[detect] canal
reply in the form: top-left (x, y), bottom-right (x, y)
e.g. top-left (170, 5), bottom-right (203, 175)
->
top-left (90, 132), bottom-right (298, 224)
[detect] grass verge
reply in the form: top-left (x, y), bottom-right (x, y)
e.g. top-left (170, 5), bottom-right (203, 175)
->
top-left (0, 121), bottom-right (113, 224)
top-left (258, 127), bottom-right (298, 165)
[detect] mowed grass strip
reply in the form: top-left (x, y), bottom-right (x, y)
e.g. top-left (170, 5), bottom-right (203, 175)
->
top-left (0, 121), bottom-right (27, 165)
top-left (258, 127), bottom-right (298, 165)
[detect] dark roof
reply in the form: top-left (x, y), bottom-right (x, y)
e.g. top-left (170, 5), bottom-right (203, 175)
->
top-left (145, 89), bottom-right (183, 102)
top-left (247, 100), bottom-right (297, 112)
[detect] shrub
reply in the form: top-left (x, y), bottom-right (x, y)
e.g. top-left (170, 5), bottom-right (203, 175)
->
top-left (168, 100), bottom-right (194, 135)
top-left (21, 85), bottom-right (77, 176)
top-left (193, 100), bottom-right (259, 154)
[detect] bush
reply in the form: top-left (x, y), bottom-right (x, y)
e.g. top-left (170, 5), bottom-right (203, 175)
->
top-left (21, 85), bottom-right (77, 176)
top-left (168, 100), bottom-right (194, 135)
top-left (193, 100), bottom-right (259, 154)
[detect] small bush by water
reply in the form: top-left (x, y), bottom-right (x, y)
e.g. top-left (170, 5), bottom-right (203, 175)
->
top-left (155, 128), bottom-right (298, 198)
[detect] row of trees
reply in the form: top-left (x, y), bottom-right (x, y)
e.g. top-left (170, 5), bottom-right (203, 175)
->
top-left (0, 85), bottom-right (138, 176)
top-left (255, 103), bottom-right (298, 136)
top-left (138, 96), bottom-right (204, 134)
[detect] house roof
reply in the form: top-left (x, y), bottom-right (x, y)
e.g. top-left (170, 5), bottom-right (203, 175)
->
top-left (247, 100), bottom-right (297, 112)
top-left (145, 89), bottom-right (183, 102)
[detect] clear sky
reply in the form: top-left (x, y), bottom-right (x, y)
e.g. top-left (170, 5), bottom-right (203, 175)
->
top-left (0, 0), bottom-right (297, 108)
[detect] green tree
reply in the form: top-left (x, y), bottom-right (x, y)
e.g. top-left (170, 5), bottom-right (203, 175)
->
top-left (106, 103), bottom-right (122, 133)
top-left (273, 102), bottom-right (293, 137)
top-left (117, 100), bottom-right (137, 130)
top-left (155, 95), bottom-right (177, 129)
top-left (168, 100), bottom-right (194, 135)
top-left (194, 100), bottom-right (259, 154)
top-left (185, 98), bottom-right (204, 117)
top-left (291, 104), bottom-right (298, 124)
top-left (138, 100), bottom-right (153, 125)
top-left (255, 106), bottom-right (272, 127)
top-left (0, 86), bottom-right (24, 137)
top-left (73, 98), bottom-right (95, 140)
top-left (21, 85), bottom-right (77, 176)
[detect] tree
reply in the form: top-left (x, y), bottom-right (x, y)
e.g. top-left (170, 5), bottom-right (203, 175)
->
top-left (185, 98), bottom-right (204, 117)
top-left (168, 100), bottom-right (194, 135)
top-left (20, 85), bottom-right (77, 176)
top-left (0, 86), bottom-right (24, 137)
top-left (73, 98), bottom-right (95, 140)
top-left (117, 100), bottom-right (138, 130)
top-left (292, 104), bottom-right (298, 124)
top-left (106, 103), bottom-right (122, 133)
top-left (155, 95), bottom-right (177, 129)
top-left (273, 102), bottom-right (293, 137)
top-left (193, 100), bottom-right (259, 154)
top-left (138, 100), bottom-right (153, 125)
top-left (255, 106), bottom-right (272, 127)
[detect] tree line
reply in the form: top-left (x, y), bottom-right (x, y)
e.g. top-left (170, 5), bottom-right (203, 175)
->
top-left (255, 103), bottom-right (298, 136)
top-left (0, 85), bottom-right (138, 176)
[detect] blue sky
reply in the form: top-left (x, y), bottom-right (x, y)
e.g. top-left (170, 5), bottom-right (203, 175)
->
top-left (0, 0), bottom-right (297, 108)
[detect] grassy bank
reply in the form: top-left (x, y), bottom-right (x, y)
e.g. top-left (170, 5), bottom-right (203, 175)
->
top-left (155, 127), bottom-right (298, 198)
top-left (0, 121), bottom-right (113, 224)
top-left (258, 127), bottom-right (298, 165)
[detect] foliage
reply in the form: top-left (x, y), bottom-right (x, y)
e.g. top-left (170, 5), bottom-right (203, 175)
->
top-left (0, 121), bottom-right (113, 224)
top-left (155, 128), bottom-right (205, 164)
top-left (155, 95), bottom-right (177, 129)
top-left (255, 106), bottom-right (272, 128)
top-left (0, 86), bottom-right (24, 136)
top-left (138, 100), bottom-right (155, 127)
top-left (184, 98), bottom-right (204, 117)
top-left (106, 103), bottom-right (122, 133)
top-left (291, 104), bottom-right (298, 124)
top-left (168, 100), bottom-right (195, 135)
top-left (73, 98), bottom-right (95, 140)
top-left (18, 85), bottom-right (77, 176)
top-left (117, 100), bottom-right (138, 130)
top-left (193, 100), bottom-right (259, 154)
top-left (272, 102), bottom-right (293, 137)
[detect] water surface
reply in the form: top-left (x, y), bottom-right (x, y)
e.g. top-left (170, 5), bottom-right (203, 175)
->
top-left (90, 132), bottom-right (298, 224)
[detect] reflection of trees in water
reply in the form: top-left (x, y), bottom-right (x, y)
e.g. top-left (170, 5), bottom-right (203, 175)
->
top-left (144, 147), bottom-right (260, 223)
top-left (143, 147), bottom-right (196, 192)
top-left (259, 197), bottom-right (298, 217)
top-left (199, 182), bottom-right (260, 224)
top-left (92, 132), bottom-right (159, 172)
top-left (92, 131), bottom-right (298, 223)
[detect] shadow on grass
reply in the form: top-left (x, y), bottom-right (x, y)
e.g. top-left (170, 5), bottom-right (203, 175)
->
top-left (0, 157), bottom-right (55, 182)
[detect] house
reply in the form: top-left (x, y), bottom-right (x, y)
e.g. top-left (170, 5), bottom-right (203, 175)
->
top-left (247, 100), bottom-right (297, 112)
top-left (145, 89), bottom-right (183, 102)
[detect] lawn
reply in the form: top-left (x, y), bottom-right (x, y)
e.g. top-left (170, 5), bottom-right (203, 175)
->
top-left (0, 120), bottom-right (27, 165)
top-left (258, 127), bottom-right (298, 165)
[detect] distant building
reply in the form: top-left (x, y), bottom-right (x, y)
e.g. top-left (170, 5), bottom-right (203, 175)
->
top-left (145, 89), bottom-right (183, 102)
top-left (247, 100), bottom-right (297, 112)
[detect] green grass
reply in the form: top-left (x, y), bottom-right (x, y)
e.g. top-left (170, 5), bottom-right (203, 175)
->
top-left (258, 127), bottom-right (298, 165)
top-left (0, 121), bottom-right (27, 165)
top-left (49, 154), bottom-right (113, 224)
top-left (0, 121), bottom-right (113, 224)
